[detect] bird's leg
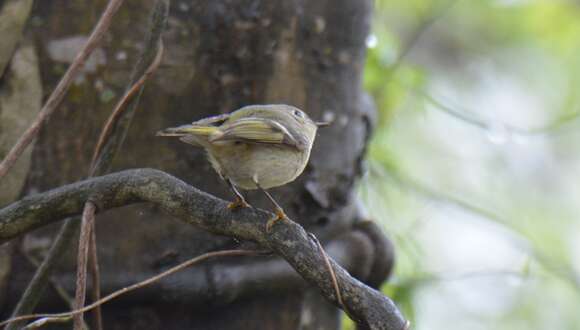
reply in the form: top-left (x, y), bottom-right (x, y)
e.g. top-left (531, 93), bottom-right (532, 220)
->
top-left (252, 178), bottom-right (288, 231)
top-left (225, 178), bottom-right (250, 210)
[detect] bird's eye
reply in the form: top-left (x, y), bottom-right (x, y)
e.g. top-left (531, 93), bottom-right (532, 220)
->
top-left (293, 110), bottom-right (304, 118)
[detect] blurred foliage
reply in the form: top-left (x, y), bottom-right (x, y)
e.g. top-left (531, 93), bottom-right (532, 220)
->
top-left (352, 0), bottom-right (580, 329)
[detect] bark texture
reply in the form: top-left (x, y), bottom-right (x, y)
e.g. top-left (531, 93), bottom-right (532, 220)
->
top-left (1, 0), bottom-right (388, 329)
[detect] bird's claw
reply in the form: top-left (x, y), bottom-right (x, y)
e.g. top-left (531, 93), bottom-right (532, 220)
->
top-left (266, 207), bottom-right (288, 232)
top-left (227, 197), bottom-right (251, 210)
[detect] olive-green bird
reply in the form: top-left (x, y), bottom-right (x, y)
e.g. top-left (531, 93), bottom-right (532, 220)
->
top-left (157, 104), bottom-right (328, 230)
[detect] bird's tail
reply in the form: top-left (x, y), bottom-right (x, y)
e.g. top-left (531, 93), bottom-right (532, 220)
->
top-left (156, 124), bottom-right (220, 137)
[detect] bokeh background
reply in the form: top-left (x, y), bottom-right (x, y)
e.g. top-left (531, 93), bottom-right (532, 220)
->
top-left (353, 0), bottom-right (580, 329)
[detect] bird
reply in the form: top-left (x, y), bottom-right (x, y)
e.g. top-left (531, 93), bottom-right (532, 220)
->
top-left (156, 104), bottom-right (329, 231)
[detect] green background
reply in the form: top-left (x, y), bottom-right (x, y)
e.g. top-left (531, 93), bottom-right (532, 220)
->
top-left (352, 0), bottom-right (580, 329)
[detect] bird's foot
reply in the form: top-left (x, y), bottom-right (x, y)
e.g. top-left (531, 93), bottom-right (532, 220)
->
top-left (266, 207), bottom-right (288, 232)
top-left (227, 196), bottom-right (251, 210)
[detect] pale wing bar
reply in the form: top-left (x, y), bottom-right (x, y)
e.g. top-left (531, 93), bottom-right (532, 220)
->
top-left (209, 117), bottom-right (300, 149)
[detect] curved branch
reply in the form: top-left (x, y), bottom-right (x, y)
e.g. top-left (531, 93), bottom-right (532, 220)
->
top-left (0, 168), bottom-right (407, 330)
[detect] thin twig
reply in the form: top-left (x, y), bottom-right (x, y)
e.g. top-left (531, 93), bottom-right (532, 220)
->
top-left (20, 246), bottom-right (90, 330)
top-left (0, 0), bottom-right (124, 181)
top-left (403, 81), bottom-right (580, 137)
top-left (73, 201), bottom-right (96, 330)
top-left (309, 233), bottom-right (344, 307)
top-left (6, 219), bottom-right (80, 330)
top-left (23, 315), bottom-right (73, 329)
top-left (88, 224), bottom-right (103, 330)
top-left (77, 42), bottom-right (162, 330)
top-left (389, 0), bottom-right (460, 74)
top-left (6, 1), bottom-right (168, 328)
top-left (0, 249), bottom-right (263, 328)
top-left (308, 233), bottom-right (362, 324)
top-left (377, 161), bottom-right (580, 290)
top-left (89, 0), bottom-right (168, 176)
top-left (78, 2), bottom-right (166, 326)
top-left (10, 230), bottom-right (377, 314)
top-left (90, 41), bottom-right (164, 170)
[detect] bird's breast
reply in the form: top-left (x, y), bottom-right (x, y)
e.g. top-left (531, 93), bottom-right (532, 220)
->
top-left (209, 143), bottom-right (311, 190)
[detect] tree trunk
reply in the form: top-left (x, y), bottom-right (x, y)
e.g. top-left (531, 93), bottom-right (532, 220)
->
top-left (1, 0), bottom-right (389, 329)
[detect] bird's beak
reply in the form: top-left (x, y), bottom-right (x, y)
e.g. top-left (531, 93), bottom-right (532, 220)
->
top-left (315, 120), bottom-right (332, 127)
top-left (156, 124), bottom-right (196, 137)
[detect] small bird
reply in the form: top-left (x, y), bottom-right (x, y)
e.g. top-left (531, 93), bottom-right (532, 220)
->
top-left (157, 104), bottom-right (329, 231)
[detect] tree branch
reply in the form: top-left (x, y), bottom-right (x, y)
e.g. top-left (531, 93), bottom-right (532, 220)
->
top-left (0, 169), bottom-right (407, 330)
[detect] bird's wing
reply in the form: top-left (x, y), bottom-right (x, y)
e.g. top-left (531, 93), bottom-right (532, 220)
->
top-left (192, 113), bottom-right (231, 126)
top-left (209, 117), bottom-right (300, 149)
